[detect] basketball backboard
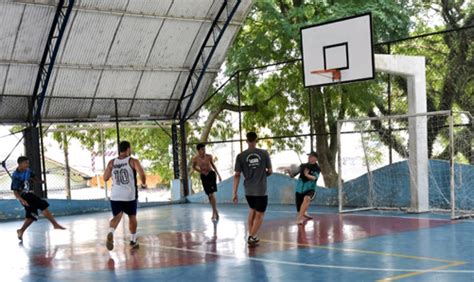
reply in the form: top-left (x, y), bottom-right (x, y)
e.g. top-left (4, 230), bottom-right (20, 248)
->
top-left (300, 13), bottom-right (375, 87)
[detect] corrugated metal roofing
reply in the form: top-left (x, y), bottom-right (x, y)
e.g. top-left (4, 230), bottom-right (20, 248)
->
top-left (0, 65), bottom-right (8, 93)
top-left (13, 5), bottom-right (54, 61)
top-left (168, 0), bottom-right (215, 19)
top-left (50, 69), bottom-right (101, 97)
top-left (126, 0), bottom-right (172, 16)
top-left (4, 65), bottom-right (37, 95)
top-left (60, 12), bottom-right (121, 65)
top-left (0, 4), bottom-right (24, 60)
top-left (78, 0), bottom-right (128, 11)
top-left (0, 0), bottom-right (253, 123)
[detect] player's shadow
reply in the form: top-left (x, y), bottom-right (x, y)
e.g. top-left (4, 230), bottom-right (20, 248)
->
top-left (206, 221), bottom-right (218, 253)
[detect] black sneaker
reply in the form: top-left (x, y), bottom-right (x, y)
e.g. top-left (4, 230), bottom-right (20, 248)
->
top-left (106, 232), bottom-right (114, 251)
top-left (130, 240), bottom-right (139, 249)
top-left (247, 236), bottom-right (259, 245)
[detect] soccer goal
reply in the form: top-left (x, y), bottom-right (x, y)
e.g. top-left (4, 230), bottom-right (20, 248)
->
top-left (337, 111), bottom-right (473, 219)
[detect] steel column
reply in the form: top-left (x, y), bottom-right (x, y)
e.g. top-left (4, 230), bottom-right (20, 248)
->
top-left (179, 121), bottom-right (189, 197)
top-left (171, 124), bottom-right (180, 179)
top-left (23, 127), bottom-right (43, 197)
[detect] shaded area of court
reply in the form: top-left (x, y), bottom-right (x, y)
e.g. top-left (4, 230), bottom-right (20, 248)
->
top-left (1, 203), bottom-right (473, 281)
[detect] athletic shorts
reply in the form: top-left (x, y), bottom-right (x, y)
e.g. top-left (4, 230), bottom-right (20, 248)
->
top-left (200, 171), bottom-right (217, 196)
top-left (245, 195), bottom-right (268, 213)
top-left (22, 192), bottom-right (49, 221)
top-left (295, 190), bottom-right (316, 212)
top-left (111, 200), bottom-right (137, 216)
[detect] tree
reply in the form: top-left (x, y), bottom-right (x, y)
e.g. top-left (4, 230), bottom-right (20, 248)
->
top-left (372, 0), bottom-right (473, 163)
top-left (198, 0), bottom-right (414, 187)
top-left (51, 128), bottom-right (72, 199)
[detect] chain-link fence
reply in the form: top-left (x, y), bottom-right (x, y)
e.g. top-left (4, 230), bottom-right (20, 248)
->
top-left (41, 125), bottom-right (173, 202)
top-left (0, 124), bottom-right (174, 202)
top-left (0, 127), bottom-right (24, 199)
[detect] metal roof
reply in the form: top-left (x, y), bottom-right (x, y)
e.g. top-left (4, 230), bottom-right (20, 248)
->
top-left (0, 0), bottom-right (253, 123)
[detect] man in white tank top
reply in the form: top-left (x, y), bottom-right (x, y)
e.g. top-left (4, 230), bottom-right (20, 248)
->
top-left (103, 141), bottom-right (146, 250)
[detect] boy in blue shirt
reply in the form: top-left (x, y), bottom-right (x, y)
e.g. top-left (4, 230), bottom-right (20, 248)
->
top-left (285, 152), bottom-right (321, 225)
top-left (11, 156), bottom-right (65, 241)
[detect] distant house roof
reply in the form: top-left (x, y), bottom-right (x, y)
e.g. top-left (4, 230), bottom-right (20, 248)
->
top-left (0, 157), bottom-right (90, 180)
top-left (44, 157), bottom-right (91, 180)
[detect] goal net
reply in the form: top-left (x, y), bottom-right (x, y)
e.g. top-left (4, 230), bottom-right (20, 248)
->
top-left (337, 111), bottom-right (473, 219)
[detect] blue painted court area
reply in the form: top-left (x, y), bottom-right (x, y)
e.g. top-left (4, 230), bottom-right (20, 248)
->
top-left (1, 203), bottom-right (473, 281)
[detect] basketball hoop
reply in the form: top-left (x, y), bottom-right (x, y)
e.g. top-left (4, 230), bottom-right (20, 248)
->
top-left (310, 69), bottom-right (341, 82)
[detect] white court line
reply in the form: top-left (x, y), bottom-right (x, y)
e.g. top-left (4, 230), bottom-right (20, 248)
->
top-left (154, 203), bottom-right (472, 223)
top-left (264, 209), bottom-right (458, 222)
top-left (139, 242), bottom-right (474, 274)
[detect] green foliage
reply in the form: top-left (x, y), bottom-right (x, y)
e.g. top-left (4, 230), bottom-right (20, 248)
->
top-left (202, 0), bottom-right (414, 156)
top-left (119, 127), bottom-right (174, 185)
top-left (45, 124), bottom-right (176, 185)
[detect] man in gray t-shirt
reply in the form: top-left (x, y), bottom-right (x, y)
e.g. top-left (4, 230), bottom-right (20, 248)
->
top-left (234, 148), bottom-right (272, 196)
top-left (232, 132), bottom-right (272, 246)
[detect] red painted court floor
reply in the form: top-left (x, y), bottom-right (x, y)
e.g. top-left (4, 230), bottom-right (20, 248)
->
top-left (1, 203), bottom-right (473, 281)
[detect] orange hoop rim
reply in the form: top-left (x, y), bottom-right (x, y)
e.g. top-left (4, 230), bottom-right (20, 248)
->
top-left (310, 69), bottom-right (341, 81)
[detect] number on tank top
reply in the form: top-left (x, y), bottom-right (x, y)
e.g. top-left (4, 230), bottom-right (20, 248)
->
top-left (113, 169), bottom-right (130, 185)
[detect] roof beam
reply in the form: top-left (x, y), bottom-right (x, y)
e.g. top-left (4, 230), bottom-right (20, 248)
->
top-left (0, 60), bottom-right (219, 73)
top-left (2, 94), bottom-right (178, 102)
top-left (13, 0), bottom-right (244, 26)
top-left (44, 123), bottom-right (173, 133)
top-left (29, 0), bottom-right (75, 127)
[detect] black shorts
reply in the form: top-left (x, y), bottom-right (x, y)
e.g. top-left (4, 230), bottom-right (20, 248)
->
top-left (111, 200), bottom-right (137, 216)
top-left (295, 190), bottom-right (316, 212)
top-left (245, 195), bottom-right (268, 213)
top-left (22, 192), bottom-right (49, 221)
top-left (201, 171), bottom-right (217, 196)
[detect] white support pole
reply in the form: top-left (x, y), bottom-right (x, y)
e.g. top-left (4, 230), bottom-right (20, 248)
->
top-left (337, 121), bottom-right (343, 212)
top-left (449, 113), bottom-right (455, 219)
top-left (359, 126), bottom-right (374, 207)
top-left (374, 54), bottom-right (429, 212)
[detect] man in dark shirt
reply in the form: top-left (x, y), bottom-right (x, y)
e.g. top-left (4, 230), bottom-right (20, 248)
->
top-left (285, 152), bottom-right (321, 224)
top-left (232, 132), bottom-right (272, 246)
top-left (11, 156), bottom-right (65, 241)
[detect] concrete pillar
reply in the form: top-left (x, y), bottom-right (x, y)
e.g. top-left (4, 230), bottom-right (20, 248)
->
top-left (171, 179), bottom-right (181, 201)
top-left (375, 54), bottom-right (428, 212)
